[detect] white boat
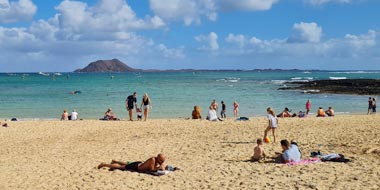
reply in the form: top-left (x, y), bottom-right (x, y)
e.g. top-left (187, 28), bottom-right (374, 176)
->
top-left (54, 73), bottom-right (62, 76)
top-left (329, 77), bottom-right (347, 80)
top-left (303, 89), bottom-right (320, 94)
top-left (38, 72), bottom-right (50, 76)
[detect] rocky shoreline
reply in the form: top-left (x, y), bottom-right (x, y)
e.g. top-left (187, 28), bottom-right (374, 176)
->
top-left (278, 79), bottom-right (380, 95)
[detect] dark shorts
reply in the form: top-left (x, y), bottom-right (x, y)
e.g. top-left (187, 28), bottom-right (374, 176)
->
top-left (124, 161), bottom-right (142, 172)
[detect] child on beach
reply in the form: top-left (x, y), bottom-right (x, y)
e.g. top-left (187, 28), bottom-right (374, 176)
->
top-left (264, 107), bottom-right (278, 143)
top-left (252, 138), bottom-right (266, 161)
top-left (136, 108), bottom-right (143, 121)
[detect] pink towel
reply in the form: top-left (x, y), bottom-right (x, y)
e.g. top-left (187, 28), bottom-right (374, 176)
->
top-left (286, 158), bottom-right (321, 166)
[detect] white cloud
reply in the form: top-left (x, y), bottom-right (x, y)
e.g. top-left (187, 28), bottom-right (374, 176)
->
top-left (195, 32), bottom-right (219, 50)
top-left (157, 44), bottom-right (185, 59)
top-left (149, 0), bottom-right (278, 25)
top-left (0, 0), bottom-right (178, 71)
top-left (226, 33), bottom-right (246, 48)
top-left (0, 0), bottom-right (37, 23)
top-left (288, 22), bottom-right (322, 43)
top-left (222, 28), bottom-right (379, 62)
top-left (149, 0), bottom-right (217, 26)
top-left (55, 0), bottom-right (165, 40)
top-left (220, 0), bottom-right (278, 11)
top-left (344, 30), bottom-right (376, 49)
top-left (306, 0), bottom-right (352, 6)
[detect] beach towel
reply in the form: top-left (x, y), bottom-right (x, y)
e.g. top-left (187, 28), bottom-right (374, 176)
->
top-left (286, 158), bottom-right (321, 166)
top-left (147, 165), bottom-right (180, 176)
top-left (151, 170), bottom-right (172, 176)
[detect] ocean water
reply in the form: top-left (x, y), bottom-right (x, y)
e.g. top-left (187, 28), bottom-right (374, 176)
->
top-left (1, 71), bottom-right (379, 120)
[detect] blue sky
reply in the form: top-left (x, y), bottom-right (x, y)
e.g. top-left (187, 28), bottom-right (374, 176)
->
top-left (0, 0), bottom-right (379, 72)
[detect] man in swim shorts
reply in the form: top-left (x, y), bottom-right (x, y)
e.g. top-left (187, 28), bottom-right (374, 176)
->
top-left (98, 153), bottom-right (166, 172)
top-left (126, 92), bottom-right (137, 121)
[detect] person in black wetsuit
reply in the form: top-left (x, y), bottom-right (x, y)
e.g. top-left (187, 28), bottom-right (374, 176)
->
top-left (126, 92), bottom-right (137, 121)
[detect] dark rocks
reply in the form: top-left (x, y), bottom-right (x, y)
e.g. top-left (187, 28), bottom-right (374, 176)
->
top-left (278, 79), bottom-right (380, 95)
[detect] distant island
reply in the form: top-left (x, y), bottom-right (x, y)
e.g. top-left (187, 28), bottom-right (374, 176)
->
top-left (278, 79), bottom-right (380, 95)
top-left (74, 58), bottom-right (323, 73)
top-left (74, 59), bottom-right (142, 72)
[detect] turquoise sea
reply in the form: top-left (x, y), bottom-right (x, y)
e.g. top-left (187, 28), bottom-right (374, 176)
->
top-left (0, 71), bottom-right (379, 120)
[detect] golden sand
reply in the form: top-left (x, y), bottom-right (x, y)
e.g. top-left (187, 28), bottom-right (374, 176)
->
top-left (1, 115), bottom-right (379, 190)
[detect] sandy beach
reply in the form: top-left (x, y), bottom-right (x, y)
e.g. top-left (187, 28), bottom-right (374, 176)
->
top-left (1, 115), bottom-right (379, 190)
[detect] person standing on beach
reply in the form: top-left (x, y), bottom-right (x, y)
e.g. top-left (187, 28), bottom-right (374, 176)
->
top-left (211, 99), bottom-right (218, 111)
top-left (126, 92), bottom-right (137, 121)
top-left (264, 107), bottom-right (278, 143)
top-left (140, 93), bottom-right (152, 121)
top-left (368, 97), bottom-right (373, 114)
top-left (233, 101), bottom-right (239, 117)
top-left (221, 101), bottom-right (226, 119)
top-left (372, 97), bottom-right (376, 114)
top-left (306, 99), bottom-right (311, 115)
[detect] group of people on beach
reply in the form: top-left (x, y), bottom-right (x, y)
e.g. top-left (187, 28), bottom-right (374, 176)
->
top-left (368, 97), bottom-right (376, 114)
top-left (125, 92), bottom-right (152, 121)
top-left (60, 92), bottom-right (152, 121)
top-left (192, 100), bottom-right (239, 121)
top-left (61, 109), bottom-right (78, 121)
top-left (275, 100), bottom-right (335, 118)
top-left (252, 106), bottom-right (301, 163)
top-left (101, 92), bottom-right (152, 121)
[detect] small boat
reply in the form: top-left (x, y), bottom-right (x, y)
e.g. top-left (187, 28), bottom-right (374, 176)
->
top-left (303, 89), bottom-right (320, 94)
top-left (329, 77), bottom-right (347, 80)
top-left (54, 73), bottom-right (62, 76)
top-left (38, 72), bottom-right (50, 76)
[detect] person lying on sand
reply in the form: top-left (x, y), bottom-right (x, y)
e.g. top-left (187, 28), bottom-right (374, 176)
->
top-left (1, 122), bottom-right (8, 127)
top-left (251, 138), bottom-right (266, 161)
top-left (98, 153), bottom-right (166, 172)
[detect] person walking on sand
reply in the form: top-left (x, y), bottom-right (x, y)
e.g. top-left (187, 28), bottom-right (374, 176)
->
top-left (98, 153), bottom-right (166, 172)
top-left (126, 92), bottom-right (137, 121)
top-left (368, 97), bottom-right (373, 114)
top-left (140, 93), bottom-right (152, 121)
top-left (306, 99), bottom-right (311, 115)
top-left (264, 107), bottom-right (278, 143)
top-left (372, 97), bottom-right (376, 114)
top-left (221, 101), bottom-right (226, 119)
top-left (233, 101), bottom-right (239, 117)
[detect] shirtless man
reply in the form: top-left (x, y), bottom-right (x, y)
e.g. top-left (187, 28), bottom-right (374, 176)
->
top-left (97, 153), bottom-right (166, 172)
top-left (251, 138), bottom-right (266, 161)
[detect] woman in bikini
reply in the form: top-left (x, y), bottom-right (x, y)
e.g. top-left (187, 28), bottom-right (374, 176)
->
top-left (233, 101), bottom-right (239, 117)
top-left (140, 93), bottom-right (152, 121)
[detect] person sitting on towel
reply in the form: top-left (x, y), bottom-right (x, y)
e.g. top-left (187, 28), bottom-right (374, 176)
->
top-left (275, 140), bottom-right (301, 163)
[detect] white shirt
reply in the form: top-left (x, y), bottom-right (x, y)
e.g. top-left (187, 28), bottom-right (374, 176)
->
top-left (208, 109), bottom-right (218, 121)
top-left (267, 114), bottom-right (277, 128)
top-left (71, 111), bottom-right (78, 120)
